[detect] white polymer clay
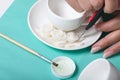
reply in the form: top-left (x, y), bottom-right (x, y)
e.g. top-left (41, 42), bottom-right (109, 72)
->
top-left (37, 23), bottom-right (86, 48)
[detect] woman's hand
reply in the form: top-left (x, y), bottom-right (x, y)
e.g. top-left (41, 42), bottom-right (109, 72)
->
top-left (66, 0), bottom-right (120, 58)
top-left (66, 0), bottom-right (120, 13)
top-left (91, 14), bottom-right (120, 58)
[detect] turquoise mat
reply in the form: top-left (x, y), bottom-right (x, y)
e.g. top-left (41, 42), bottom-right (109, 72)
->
top-left (0, 0), bottom-right (120, 80)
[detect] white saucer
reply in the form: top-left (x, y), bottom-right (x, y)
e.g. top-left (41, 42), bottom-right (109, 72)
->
top-left (27, 0), bottom-right (102, 50)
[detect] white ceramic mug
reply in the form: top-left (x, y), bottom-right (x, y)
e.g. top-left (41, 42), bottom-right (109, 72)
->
top-left (47, 0), bottom-right (86, 31)
top-left (78, 58), bottom-right (120, 80)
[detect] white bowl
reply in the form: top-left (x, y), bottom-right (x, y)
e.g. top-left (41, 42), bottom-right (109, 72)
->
top-left (51, 56), bottom-right (76, 79)
top-left (78, 58), bottom-right (120, 80)
top-left (47, 0), bottom-right (86, 31)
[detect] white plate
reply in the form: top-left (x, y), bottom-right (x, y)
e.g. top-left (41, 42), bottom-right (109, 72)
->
top-left (28, 0), bottom-right (102, 50)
